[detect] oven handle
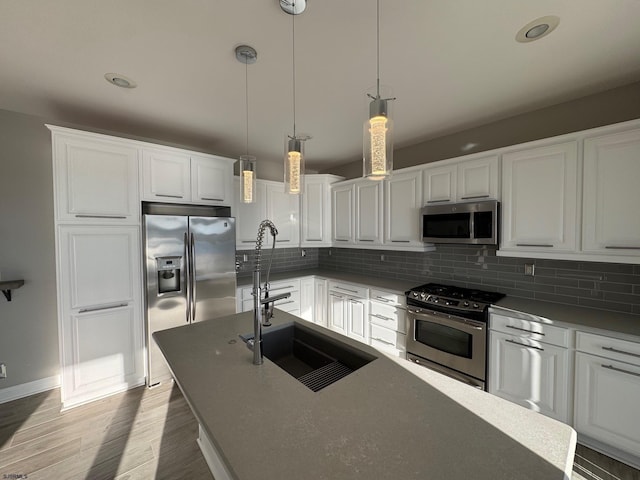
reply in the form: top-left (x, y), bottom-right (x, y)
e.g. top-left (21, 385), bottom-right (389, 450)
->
top-left (407, 307), bottom-right (485, 332)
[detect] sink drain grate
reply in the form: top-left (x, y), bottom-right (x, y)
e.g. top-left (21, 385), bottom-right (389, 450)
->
top-left (297, 361), bottom-right (354, 392)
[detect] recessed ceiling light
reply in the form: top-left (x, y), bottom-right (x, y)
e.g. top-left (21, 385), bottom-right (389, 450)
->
top-left (516, 16), bottom-right (560, 43)
top-left (461, 142), bottom-right (479, 152)
top-left (104, 73), bottom-right (137, 89)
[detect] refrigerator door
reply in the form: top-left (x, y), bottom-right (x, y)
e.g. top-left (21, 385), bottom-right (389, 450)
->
top-left (145, 214), bottom-right (189, 386)
top-left (189, 217), bottom-right (237, 322)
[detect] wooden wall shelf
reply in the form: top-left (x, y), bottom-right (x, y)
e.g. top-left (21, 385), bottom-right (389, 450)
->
top-left (1, 280), bottom-right (24, 301)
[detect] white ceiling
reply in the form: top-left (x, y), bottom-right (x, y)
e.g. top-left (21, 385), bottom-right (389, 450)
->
top-left (1, 1), bottom-right (640, 172)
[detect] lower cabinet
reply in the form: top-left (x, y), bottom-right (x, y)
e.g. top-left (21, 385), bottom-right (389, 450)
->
top-left (574, 332), bottom-right (640, 466)
top-left (57, 225), bottom-right (145, 408)
top-left (328, 281), bottom-right (369, 344)
top-left (488, 330), bottom-right (570, 423)
top-left (368, 288), bottom-right (406, 358)
top-left (313, 278), bottom-right (328, 327)
top-left (299, 277), bottom-right (315, 322)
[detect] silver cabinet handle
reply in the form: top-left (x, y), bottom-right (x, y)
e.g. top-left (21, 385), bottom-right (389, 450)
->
top-left (505, 325), bottom-right (545, 336)
top-left (506, 339), bottom-right (544, 351)
top-left (374, 296), bottom-right (391, 303)
top-left (372, 337), bottom-right (395, 347)
top-left (349, 299), bottom-right (362, 305)
top-left (372, 313), bottom-right (394, 322)
top-left (516, 243), bottom-right (554, 247)
top-left (156, 193), bottom-right (184, 199)
top-left (391, 240), bottom-right (410, 243)
top-left (75, 214), bottom-right (127, 219)
top-left (460, 194), bottom-right (490, 200)
top-left (335, 239), bottom-right (349, 241)
top-left (358, 239), bottom-right (374, 242)
top-left (602, 346), bottom-right (640, 359)
top-left (426, 199), bottom-right (450, 203)
top-left (602, 364), bottom-right (640, 378)
top-left (276, 239), bottom-right (291, 243)
top-left (329, 293), bottom-right (344, 299)
top-left (200, 197), bottom-right (224, 201)
top-left (275, 300), bottom-right (295, 306)
top-left (79, 303), bottom-right (128, 313)
top-left (241, 240), bottom-right (255, 243)
top-left (336, 286), bottom-right (358, 294)
top-left (269, 285), bottom-right (295, 291)
top-left (605, 246), bottom-right (640, 250)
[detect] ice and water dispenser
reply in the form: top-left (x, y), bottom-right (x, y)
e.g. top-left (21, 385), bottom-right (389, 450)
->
top-left (156, 256), bottom-right (182, 294)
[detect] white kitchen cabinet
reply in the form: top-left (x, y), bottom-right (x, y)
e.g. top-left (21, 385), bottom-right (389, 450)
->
top-left (299, 277), bottom-right (315, 322)
top-left (489, 330), bottom-right (570, 423)
top-left (500, 141), bottom-right (579, 254)
top-left (355, 180), bottom-right (383, 245)
top-left (423, 164), bottom-right (456, 205)
top-left (457, 155), bottom-right (499, 201)
top-left (56, 225), bottom-right (145, 408)
top-left (142, 149), bottom-right (233, 206)
top-left (266, 182), bottom-right (300, 247)
top-left (301, 175), bottom-right (343, 247)
top-left (314, 278), bottom-right (328, 327)
top-left (384, 170), bottom-right (422, 247)
top-left (582, 128), bottom-right (640, 257)
top-left (49, 127), bottom-right (140, 224)
top-left (369, 288), bottom-right (406, 357)
top-left (328, 281), bottom-right (369, 344)
top-left (574, 332), bottom-right (640, 466)
top-left (332, 182), bottom-right (356, 244)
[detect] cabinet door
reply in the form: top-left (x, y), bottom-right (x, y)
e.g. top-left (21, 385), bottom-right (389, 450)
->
top-left (191, 155), bottom-right (233, 205)
top-left (328, 292), bottom-right (347, 335)
top-left (575, 352), bottom-right (640, 456)
top-left (356, 181), bottom-right (383, 245)
top-left (141, 149), bottom-right (191, 203)
top-left (302, 179), bottom-right (325, 244)
top-left (266, 183), bottom-right (300, 247)
top-left (314, 278), bottom-right (328, 327)
top-left (235, 178), bottom-right (267, 248)
top-left (299, 278), bottom-right (315, 322)
top-left (384, 171), bottom-right (422, 246)
top-left (582, 129), bottom-right (640, 255)
top-left (488, 331), bottom-right (569, 423)
top-left (423, 165), bottom-right (456, 205)
top-left (332, 184), bottom-right (355, 243)
top-left (501, 142), bottom-right (579, 252)
top-left (57, 225), bottom-right (144, 408)
top-left (347, 297), bottom-right (369, 344)
top-left (457, 155), bottom-right (499, 201)
top-left (53, 132), bottom-right (139, 223)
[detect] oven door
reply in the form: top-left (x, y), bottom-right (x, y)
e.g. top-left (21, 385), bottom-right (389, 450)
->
top-left (406, 307), bottom-right (486, 381)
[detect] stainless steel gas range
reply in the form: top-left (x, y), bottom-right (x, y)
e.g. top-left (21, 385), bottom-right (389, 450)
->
top-left (405, 283), bottom-right (505, 390)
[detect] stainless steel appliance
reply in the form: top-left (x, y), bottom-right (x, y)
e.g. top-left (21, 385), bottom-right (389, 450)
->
top-left (421, 200), bottom-right (499, 245)
top-left (143, 202), bottom-right (236, 386)
top-left (406, 283), bottom-right (505, 390)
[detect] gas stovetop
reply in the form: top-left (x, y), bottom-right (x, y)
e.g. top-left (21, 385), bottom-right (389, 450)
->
top-left (406, 283), bottom-right (505, 315)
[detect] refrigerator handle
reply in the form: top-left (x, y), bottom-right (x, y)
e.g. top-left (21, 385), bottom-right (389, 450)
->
top-left (190, 232), bottom-right (196, 322)
top-left (184, 232), bottom-right (191, 323)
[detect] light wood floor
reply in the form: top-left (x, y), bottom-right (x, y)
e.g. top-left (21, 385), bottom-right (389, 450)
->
top-left (1, 383), bottom-right (639, 479)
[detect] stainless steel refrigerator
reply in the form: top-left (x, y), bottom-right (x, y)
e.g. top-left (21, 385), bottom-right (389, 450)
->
top-left (143, 203), bottom-right (236, 386)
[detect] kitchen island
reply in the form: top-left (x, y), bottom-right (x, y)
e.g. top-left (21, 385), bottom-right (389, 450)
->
top-left (153, 310), bottom-right (576, 480)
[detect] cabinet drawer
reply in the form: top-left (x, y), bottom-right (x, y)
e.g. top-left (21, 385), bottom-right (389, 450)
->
top-left (269, 279), bottom-right (301, 293)
top-left (370, 288), bottom-right (406, 307)
top-left (490, 313), bottom-right (568, 347)
top-left (577, 331), bottom-right (640, 365)
top-left (369, 302), bottom-right (406, 333)
top-left (370, 324), bottom-right (406, 353)
top-left (328, 281), bottom-right (368, 299)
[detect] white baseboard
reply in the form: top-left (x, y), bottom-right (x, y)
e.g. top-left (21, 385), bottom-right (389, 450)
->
top-left (0, 375), bottom-right (60, 404)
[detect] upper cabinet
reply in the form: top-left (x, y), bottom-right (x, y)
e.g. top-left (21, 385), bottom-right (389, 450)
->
top-left (301, 175), bottom-right (343, 247)
top-left (50, 127), bottom-right (140, 224)
top-left (385, 170), bottom-right (423, 247)
top-left (582, 128), bottom-right (640, 256)
top-left (355, 180), bottom-right (384, 245)
top-left (332, 182), bottom-right (356, 244)
top-left (423, 155), bottom-right (499, 205)
top-left (142, 148), bottom-right (233, 206)
top-left (500, 141), bottom-right (579, 254)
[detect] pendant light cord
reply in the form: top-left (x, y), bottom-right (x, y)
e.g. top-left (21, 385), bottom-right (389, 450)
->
top-left (292, 11), bottom-right (297, 138)
top-left (245, 58), bottom-right (249, 156)
top-left (376, 0), bottom-right (380, 98)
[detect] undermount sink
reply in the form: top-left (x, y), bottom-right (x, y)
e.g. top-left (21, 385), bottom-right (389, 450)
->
top-left (240, 322), bottom-right (376, 392)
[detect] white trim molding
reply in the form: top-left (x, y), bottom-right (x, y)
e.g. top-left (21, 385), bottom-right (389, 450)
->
top-left (0, 375), bottom-right (61, 404)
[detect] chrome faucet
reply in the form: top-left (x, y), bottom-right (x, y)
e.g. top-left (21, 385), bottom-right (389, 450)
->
top-left (249, 219), bottom-right (291, 365)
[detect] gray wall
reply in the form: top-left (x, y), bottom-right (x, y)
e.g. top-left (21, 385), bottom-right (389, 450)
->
top-left (319, 247), bottom-right (640, 316)
top-left (0, 110), bottom-right (59, 389)
top-left (326, 81), bottom-right (640, 179)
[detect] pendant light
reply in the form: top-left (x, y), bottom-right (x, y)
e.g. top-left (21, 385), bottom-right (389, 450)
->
top-left (236, 45), bottom-right (258, 204)
top-left (283, 2), bottom-right (309, 195)
top-left (363, 0), bottom-right (395, 181)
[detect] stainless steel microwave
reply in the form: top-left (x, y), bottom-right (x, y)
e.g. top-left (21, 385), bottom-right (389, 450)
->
top-left (421, 200), bottom-right (499, 245)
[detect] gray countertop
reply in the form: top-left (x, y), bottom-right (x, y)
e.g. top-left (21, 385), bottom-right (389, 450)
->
top-left (154, 311), bottom-right (576, 480)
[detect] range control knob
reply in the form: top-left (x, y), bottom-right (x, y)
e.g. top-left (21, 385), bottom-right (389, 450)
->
top-left (412, 292), bottom-right (419, 297)
top-left (420, 292), bottom-right (427, 299)
top-left (473, 303), bottom-right (479, 309)
top-left (463, 301), bottom-right (469, 307)
top-left (432, 297), bottom-right (439, 303)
